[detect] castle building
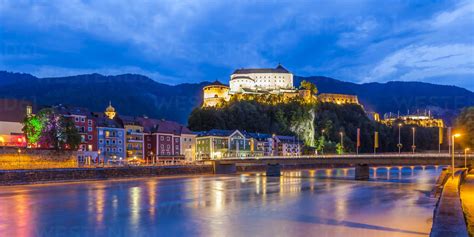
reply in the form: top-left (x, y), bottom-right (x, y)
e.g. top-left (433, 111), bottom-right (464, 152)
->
top-left (318, 93), bottom-right (360, 105)
top-left (202, 81), bottom-right (230, 107)
top-left (229, 64), bottom-right (294, 94)
top-left (381, 112), bottom-right (444, 128)
top-left (202, 64), bottom-right (317, 107)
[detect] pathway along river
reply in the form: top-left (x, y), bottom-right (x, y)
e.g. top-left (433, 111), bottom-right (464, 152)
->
top-left (0, 166), bottom-right (443, 237)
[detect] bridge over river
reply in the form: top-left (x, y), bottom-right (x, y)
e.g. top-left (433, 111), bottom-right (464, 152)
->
top-left (210, 153), bottom-right (474, 180)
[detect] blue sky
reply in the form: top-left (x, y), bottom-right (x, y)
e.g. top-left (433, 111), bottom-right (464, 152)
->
top-left (1, 0), bottom-right (473, 90)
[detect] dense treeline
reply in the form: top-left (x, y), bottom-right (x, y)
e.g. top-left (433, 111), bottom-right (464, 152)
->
top-left (455, 107), bottom-right (474, 149)
top-left (188, 98), bottom-right (447, 154)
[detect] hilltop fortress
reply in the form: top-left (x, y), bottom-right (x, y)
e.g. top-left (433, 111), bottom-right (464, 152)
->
top-left (202, 64), bottom-right (359, 107)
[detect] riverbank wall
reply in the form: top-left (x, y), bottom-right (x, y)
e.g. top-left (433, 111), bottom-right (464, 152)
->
top-left (0, 165), bottom-right (213, 185)
top-left (0, 163), bottom-right (364, 185)
top-left (430, 168), bottom-right (468, 237)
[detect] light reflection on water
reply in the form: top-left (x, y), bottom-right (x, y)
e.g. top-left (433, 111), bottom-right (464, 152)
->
top-left (0, 166), bottom-right (442, 237)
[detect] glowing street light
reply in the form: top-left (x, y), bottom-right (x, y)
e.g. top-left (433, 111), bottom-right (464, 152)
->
top-left (465, 148), bottom-right (470, 169)
top-left (451, 133), bottom-right (461, 179)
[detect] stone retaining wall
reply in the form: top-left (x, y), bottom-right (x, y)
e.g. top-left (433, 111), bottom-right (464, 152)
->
top-left (430, 169), bottom-right (468, 237)
top-left (0, 148), bottom-right (77, 170)
top-left (0, 165), bottom-right (213, 185)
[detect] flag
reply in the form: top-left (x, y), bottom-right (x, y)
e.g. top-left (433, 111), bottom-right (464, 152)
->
top-left (374, 131), bottom-right (379, 149)
top-left (439, 127), bottom-right (443, 145)
top-left (357, 128), bottom-right (360, 148)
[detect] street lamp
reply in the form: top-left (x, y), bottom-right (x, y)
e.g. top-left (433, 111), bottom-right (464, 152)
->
top-left (451, 133), bottom-right (461, 179)
top-left (465, 148), bottom-right (470, 169)
top-left (411, 127), bottom-right (416, 154)
top-left (397, 123), bottom-right (403, 154)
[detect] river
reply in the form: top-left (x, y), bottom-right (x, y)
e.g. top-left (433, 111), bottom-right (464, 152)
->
top-left (0, 166), bottom-right (442, 237)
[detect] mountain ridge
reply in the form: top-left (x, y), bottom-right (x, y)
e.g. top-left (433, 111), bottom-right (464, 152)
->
top-left (0, 71), bottom-right (473, 124)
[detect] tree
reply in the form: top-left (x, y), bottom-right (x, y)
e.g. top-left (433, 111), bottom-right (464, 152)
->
top-left (22, 115), bottom-right (44, 146)
top-left (299, 80), bottom-right (318, 94)
top-left (22, 108), bottom-right (81, 151)
top-left (456, 107), bottom-right (474, 148)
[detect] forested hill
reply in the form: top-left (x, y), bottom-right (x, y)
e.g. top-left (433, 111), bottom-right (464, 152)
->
top-left (0, 71), bottom-right (472, 124)
top-left (295, 76), bottom-right (474, 124)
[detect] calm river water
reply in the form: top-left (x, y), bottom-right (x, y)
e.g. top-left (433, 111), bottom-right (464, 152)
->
top-left (0, 166), bottom-right (442, 237)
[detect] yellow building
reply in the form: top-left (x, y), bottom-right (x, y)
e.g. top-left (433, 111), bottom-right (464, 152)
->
top-left (317, 93), bottom-right (360, 105)
top-left (381, 114), bottom-right (444, 128)
top-left (202, 81), bottom-right (230, 107)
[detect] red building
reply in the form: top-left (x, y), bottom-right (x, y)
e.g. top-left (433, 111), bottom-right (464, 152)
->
top-left (138, 118), bottom-right (190, 163)
top-left (55, 106), bottom-right (98, 163)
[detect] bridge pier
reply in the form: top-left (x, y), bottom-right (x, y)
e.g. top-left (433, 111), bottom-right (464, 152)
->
top-left (266, 163), bottom-right (281, 177)
top-left (213, 162), bottom-right (236, 174)
top-left (355, 164), bottom-right (370, 180)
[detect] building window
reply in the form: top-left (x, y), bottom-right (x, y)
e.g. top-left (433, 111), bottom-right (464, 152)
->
top-left (160, 136), bottom-right (164, 141)
top-left (88, 135), bottom-right (93, 140)
top-left (99, 139), bottom-right (103, 144)
top-left (75, 117), bottom-right (79, 122)
top-left (81, 117), bottom-right (85, 122)
top-left (166, 137), bottom-right (170, 141)
top-left (105, 131), bottom-right (110, 137)
top-left (88, 120), bottom-right (92, 126)
top-left (147, 144), bottom-right (151, 149)
top-left (88, 127), bottom-right (93, 132)
top-left (118, 140), bottom-right (122, 144)
top-left (118, 148), bottom-right (122, 152)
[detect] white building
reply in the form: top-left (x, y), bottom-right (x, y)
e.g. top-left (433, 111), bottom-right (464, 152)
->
top-left (229, 64), bottom-right (294, 94)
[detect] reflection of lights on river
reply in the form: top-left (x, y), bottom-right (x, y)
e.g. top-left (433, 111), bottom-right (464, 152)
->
top-left (129, 186), bottom-right (141, 227)
top-left (147, 180), bottom-right (157, 217)
top-left (95, 184), bottom-right (105, 224)
top-left (213, 181), bottom-right (225, 211)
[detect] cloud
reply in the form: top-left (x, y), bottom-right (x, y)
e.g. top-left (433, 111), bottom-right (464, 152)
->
top-left (357, 0), bottom-right (474, 90)
top-left (364, 44), bottom-right (474, 82)
top-left (0, 0), bottom-right (473, 91)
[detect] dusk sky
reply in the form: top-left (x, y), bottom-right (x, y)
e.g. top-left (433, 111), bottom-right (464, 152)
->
top-left (1, 0), bottom-right (473, 90)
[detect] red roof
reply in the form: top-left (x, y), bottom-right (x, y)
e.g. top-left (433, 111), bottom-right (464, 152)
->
top-left (137, 117), bottom-right (192, 135)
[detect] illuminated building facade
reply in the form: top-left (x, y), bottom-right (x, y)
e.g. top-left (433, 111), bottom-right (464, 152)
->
top-left (317, 93), bottom-right (360, 105)
top-left (381, 112), bottom-right (444, 128)
top-left (139, 118), bottom-right (195, 162)
top-left (229, 64), bottom-right (294, 94)
top-left (54, 105), bottom-right (98, 164)
top-left (0, 99), bottom-right (32, 147)
top-left (122, 116), bottom-right (145, 161)
top-left (195, 129), bottom-right (300, 160)
top-left (95, 103), bottom-right (126, 163)
top-left (202, 81), bottom-right (230, 107)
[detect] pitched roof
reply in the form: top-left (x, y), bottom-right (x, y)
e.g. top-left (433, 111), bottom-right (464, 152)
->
top-left (232, 64), bottom-right (290, 74)
top-left (136, 117), bottom-right (192, 135)
top-left (53, 105), bottom-right (92, 117)
top-left (204, 80), bottom-right (228, 87)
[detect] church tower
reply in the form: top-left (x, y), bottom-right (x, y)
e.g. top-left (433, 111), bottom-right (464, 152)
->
top-left (104, 101), bottom-right (116, 119)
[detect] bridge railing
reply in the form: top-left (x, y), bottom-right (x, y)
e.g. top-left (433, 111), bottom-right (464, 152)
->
top-left (217, 152), bottom-right (473, 160)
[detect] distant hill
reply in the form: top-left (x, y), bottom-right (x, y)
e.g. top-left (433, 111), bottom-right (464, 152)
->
top-left (295, 76), bottom-right (474, 124)
top-left (0, 71), bottom-right (472, 124)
